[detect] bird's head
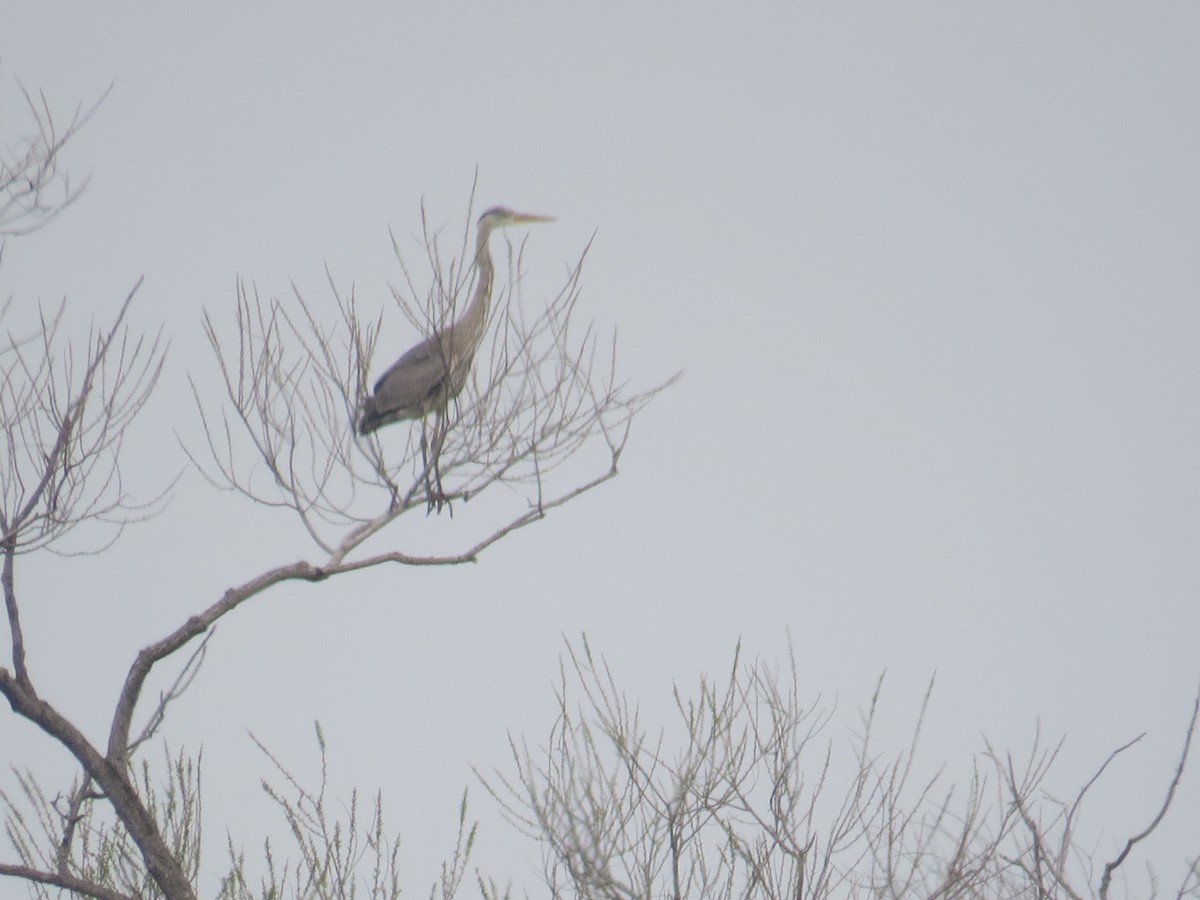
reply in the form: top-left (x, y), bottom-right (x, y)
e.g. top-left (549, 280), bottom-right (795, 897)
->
top-left (477, 206), bottom-right (556, 231)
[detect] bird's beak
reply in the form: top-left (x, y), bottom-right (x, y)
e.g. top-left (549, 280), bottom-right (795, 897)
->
top-left (510, 212), bottom-right (556, 224)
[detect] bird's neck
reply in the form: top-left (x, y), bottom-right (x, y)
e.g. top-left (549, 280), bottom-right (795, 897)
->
top-left (455, 223), bottom-right (496, 345)
top-left (472, 224), bottom-right (495, 299)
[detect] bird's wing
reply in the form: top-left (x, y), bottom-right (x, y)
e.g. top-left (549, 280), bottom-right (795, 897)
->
top-left (371, 333), bottom-right (452, 412)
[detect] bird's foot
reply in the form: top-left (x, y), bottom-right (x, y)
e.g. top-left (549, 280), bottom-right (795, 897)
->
top-left (425, 491), bottom-right (454, 517)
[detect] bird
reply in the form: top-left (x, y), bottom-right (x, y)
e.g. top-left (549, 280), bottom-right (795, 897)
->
top-left (358, 206), bottom-right (555, 435)
top-left (357, 206), bottom-right (554, 511)
top-left (355, 211), bottom-right (556, 436)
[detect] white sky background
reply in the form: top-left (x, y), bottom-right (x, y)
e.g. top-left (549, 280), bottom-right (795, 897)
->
top-left (3, 1), bottom-right (1200, 894)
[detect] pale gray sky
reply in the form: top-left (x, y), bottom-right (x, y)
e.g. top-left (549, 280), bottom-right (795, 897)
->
top-left (3, 2), bottom-right (1200, 893)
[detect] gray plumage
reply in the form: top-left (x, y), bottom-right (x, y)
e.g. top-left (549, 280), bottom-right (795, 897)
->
top-left (358, 206), bottom-right (554, 435)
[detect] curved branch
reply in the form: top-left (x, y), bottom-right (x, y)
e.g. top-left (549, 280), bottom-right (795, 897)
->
top-left (106, 559), bottom-right (327, 767)
top-left (0, 668), bottom-right (196, 899)
top-left (108, 448), bottom-right (625, 767)
top-left (1099, 689), bottom-right (1200, 899)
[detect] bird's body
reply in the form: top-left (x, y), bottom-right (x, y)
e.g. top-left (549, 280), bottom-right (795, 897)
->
top-left (358, 325), bottom-right (475, 431)
top-left (358, 206), bottom-right (553, 435)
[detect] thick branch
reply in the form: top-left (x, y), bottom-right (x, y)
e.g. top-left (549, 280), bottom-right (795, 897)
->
top-left (108, 459), bottom-right (615, 763)
top-left (107, 560), bottom-right (330, 767)
top-left (2, 543), bottom-right (27, 683)
top-left (0, 861), bottom-right (131, 900)
top-left (0, 669), bottom-right (197, 900)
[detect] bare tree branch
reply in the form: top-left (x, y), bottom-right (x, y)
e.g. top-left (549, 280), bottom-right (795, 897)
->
top-left (1099, 689), bottom-right (1200, 900)
top-left (0, 278), bottom-right (169, 558)
top-left (0, 861), bottom-right (132, 900)
top-left (0, 80), bottom-right (108, 236)
top-left (1, 278), bottom-right (167, 701)
top-left (0, 666), bottom-right (199, 899)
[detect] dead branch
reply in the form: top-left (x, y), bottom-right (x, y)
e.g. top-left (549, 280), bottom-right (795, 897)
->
top-left (0, 81), bottom-right (109, 236)
top-left (1099, 689), bottom-right (1200, 900)
top-left (0, 279), bottom-right (168, 557)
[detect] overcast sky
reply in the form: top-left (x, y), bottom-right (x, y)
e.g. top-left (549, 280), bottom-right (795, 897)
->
top-left (3, 2), bottom-right (1200, 894)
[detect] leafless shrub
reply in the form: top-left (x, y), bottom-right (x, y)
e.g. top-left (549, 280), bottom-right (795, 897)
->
top-left (485, 638), bottom-right (1200, 900)
top-left (1, 283), bottom-right (169, 557)
top-left (215, 723), bottom-right (403, 900)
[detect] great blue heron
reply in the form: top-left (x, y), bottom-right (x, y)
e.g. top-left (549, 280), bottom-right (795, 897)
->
top-left (358, 206), bottom-right (555, 434)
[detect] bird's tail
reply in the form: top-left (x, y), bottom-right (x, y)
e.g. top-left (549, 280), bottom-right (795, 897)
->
top-left (357, 398), bottom-right (384, 435)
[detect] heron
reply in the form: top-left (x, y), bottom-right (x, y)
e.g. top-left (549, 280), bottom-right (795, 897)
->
top-left (357, 206), bottom-right (554, 500)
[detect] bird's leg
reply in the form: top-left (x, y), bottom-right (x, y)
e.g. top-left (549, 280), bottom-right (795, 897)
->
top-left (428, 413), bottom-right (453, 516)
top-left (418, 416), bottom-right (434, 509)
top-left (417, 413), bottom-right (452, 515)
